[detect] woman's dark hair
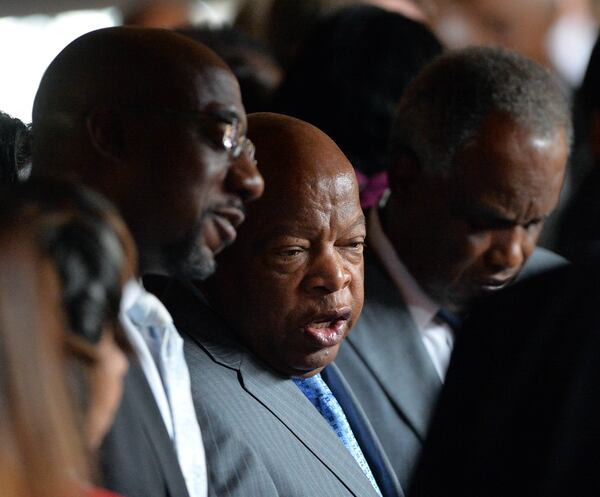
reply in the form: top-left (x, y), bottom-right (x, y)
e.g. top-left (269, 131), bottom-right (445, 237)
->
top-left (0, 179), bottom-right (130, 350)
top-left (274, 5), bottom-right (442, 176)
top-left (0, 111), bottom-right (32, 184)
top-left (177, 25), bottom-right (282, 113)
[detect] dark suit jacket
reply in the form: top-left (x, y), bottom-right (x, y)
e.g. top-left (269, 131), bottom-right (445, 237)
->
top-left (156, 279), bottom-right (401, 497)
top-left (99, 359), bottom-right (190, 497)
top-left (409, 258), bottom-right (600, 497)
top-left (335, 246), bottom-right (568, 488)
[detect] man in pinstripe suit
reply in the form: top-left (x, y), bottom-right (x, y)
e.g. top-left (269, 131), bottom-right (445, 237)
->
top-left (154, 113), bottom-right (403, 497)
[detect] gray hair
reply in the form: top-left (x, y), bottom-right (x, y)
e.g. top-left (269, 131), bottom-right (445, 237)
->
top-left (390, 46), bottom-right (572, 176)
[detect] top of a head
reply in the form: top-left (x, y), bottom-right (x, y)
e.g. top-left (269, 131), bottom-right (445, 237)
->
top-left (0, 111), bottom-right (31, 185)
top-left (31, 26), bottom-right (231, 175)
top-left (246, 112), bottom-right (356, 188)
top-left (267, 0), bottom-right (356, 67)
top-left (390, 46), bottom-right (572, 177)
top-left (274, 4), bottom-right (442, 176)
top-left (210, 112), bottom-right (359, 262)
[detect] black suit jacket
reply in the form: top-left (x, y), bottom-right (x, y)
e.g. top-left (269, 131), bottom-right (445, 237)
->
top-left (335, 246), bottom-right (567, 489)
top-left (99, 359), bottom-right (190, 497)
top-left (409, 260), bottom-right (600, 497)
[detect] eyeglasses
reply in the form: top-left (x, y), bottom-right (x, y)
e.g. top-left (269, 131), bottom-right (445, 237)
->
top-left (120, 105), bottom-right (248, 159)
top-left (239, 137), bottom-right (257, 165)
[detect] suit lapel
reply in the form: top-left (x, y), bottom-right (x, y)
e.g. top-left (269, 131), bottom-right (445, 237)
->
top-left (160, 279), bottom-right (379, 497)
top-left (128, 360), bottom-right (191, 497)
top-left (240, 357), bottom-right (380, 497)
top-left (327, 363), bottom-right (405, 497)
top-left (347, 250), bottom-right (442, 440)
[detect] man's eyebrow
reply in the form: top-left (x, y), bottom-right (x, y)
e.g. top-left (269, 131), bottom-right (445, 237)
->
top-left (469, 205), bottom-right (513, 221)
top-left (262, 225), bottom-right (311, 239)
top-left (461, 204), bottom-right (523, 229)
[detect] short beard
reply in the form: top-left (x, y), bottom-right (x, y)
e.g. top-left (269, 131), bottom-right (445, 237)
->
top-left (160, 224), bottom-right (216, 282)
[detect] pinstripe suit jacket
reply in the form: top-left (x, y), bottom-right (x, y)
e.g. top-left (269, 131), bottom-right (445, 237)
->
top-left (157, 279), bottom-right (385, 497)
top-left (99, 359), bottom-right (190, 497)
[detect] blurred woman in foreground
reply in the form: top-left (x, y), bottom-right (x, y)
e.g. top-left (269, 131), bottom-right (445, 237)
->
top-left (0, 179), bottom-right (136, 497)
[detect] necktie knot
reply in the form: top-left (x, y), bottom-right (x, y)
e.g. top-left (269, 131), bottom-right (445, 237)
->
top-left (293, 373), bottom-right (332, 409)
top-left (435, 308), bottom-right (463, 332)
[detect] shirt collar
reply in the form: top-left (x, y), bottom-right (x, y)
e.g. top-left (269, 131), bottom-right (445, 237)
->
top-left (121, 278), bottom-right (144, 314)
top-left (368, 205), bottom-right (440, 331)
top-left (121, 278), bottom-right (174, 325)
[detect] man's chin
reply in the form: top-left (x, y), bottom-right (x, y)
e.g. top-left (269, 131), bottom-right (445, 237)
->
top-left (163, 242), bottom-right (216, 281)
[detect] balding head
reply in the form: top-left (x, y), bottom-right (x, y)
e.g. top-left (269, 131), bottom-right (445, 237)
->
top-left (32, 27), bottom-right (263, 278)
top-left (248, 112), bottom-right (357, 199)
top-left (34, 26), bottom-right (228, 117)
top-left (385, 47), bottom-right (569, 311)
top-left (205, 113), bottom-right (365, 378)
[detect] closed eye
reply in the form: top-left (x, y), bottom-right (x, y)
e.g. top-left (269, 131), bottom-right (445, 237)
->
top-left (276, 247), bottom-right (305, 258)
top-left (338, 239), bottom-right (366, 252)
top-left (523, 218), bottom-right (545, 233)
top-left (348, 241), bottom-right (366, 249)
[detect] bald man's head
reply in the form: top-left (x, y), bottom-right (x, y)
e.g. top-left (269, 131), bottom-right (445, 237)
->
top-left (205, 113), bottom-right (365, 378)
top-left (32, 27), bottom-right (263, 278)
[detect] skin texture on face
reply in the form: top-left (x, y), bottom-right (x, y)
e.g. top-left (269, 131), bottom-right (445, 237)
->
top-left (85, 330), bottom-right (129, 451)
top-left (32, 27), bottom-right (264, 280)
top-left (129, 65), bottom-right (264, 279)
top-left (386, 112), bottom-right (568, 312)
top-left (204, 113), bottom-right (365, 378)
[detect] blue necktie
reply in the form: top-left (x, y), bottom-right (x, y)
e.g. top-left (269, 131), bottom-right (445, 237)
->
top-left (321, 366), bottom-right (400, 497)
top-left (294, 373), bottom-right (382, 496)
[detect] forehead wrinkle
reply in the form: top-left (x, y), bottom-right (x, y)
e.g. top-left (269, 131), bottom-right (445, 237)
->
top-left (250, 174), bottom-right (360, 246)
top-left (453, 117), bottom-right (566, 223)
top-left (242, 112), bottom-right (359, 239)
top-left (254, 192), bottom-right (331, 244)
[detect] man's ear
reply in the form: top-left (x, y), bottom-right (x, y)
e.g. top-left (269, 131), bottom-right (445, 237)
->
top-left (388, 148), bottom-right (421, 198)
top-left (86, 106), bottom-right (126, 163)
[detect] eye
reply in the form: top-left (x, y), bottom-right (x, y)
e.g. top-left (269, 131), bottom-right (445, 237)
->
top-left (349, 241), bottom-right (366, 250)
top-left (524, 217), bottom-right (544, 232)
top-left (338, 238), bottom-right (366, 253)
top-left (274, 246), bottom-right (306, 259)
top-left (202, 120), bottom-right (236, 151)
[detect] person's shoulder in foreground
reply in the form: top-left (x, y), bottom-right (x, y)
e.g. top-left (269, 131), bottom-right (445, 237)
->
top-left (410, 256), bottom-right (600, 497)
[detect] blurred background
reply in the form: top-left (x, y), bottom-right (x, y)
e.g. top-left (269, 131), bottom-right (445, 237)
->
top-left (2, 0), bottom-right (600, 121)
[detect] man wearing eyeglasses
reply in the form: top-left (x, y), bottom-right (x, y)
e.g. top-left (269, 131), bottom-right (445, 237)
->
top-left (31, 27), bottom-right (264, 497)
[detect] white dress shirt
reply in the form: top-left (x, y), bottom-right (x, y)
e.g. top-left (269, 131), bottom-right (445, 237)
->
top-left (368, 207), bottom-right (454, 380)
top-left (120, 279), bottom-right (208, 497)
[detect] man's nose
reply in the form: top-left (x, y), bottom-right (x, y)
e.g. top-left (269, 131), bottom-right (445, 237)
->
top-left (303, 248), bottom-right (352, 295)
top-left (485, 226), bottom-right (527, 274)
top-left (225, 147), bottom-right (264, 203)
